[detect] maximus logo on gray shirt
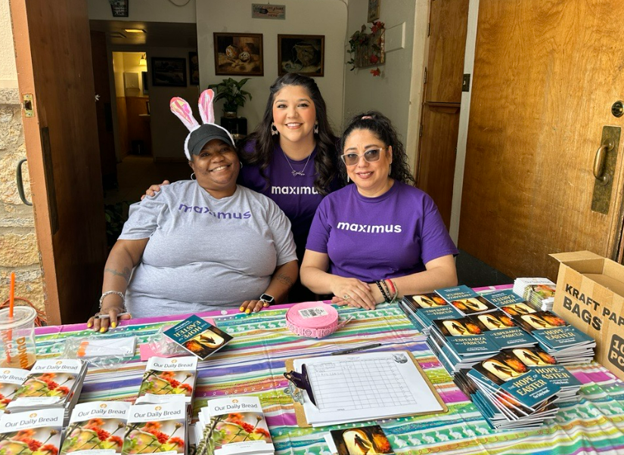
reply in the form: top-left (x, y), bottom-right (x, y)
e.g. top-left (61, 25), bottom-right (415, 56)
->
top-left (271, 186), bottom-right (319, 195)
top-left (178, 204), bottom-right (251, 219)
top-left (337, 222), bottom-right (402, 233)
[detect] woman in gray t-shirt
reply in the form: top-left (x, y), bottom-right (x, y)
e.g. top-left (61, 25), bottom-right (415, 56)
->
top-left (88, 91), bottom-right (297, 332)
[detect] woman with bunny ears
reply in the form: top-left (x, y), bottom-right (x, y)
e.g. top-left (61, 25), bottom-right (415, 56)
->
top-left (300, 111), bottom-right (457, 310)
top-left (88, 90), bottom-right (298, 332)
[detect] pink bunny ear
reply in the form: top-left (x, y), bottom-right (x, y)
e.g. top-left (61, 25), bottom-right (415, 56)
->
top-left (198, 89), bottom-right (216, 125)
top-left (170, 97), bottom-right (200, 131)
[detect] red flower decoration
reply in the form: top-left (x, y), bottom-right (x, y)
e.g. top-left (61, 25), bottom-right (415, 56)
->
top-left (143, 422), bottom-right (161, 432)
top-left (240, 422), bottom-right (255, 433)
top-left (108, 436), bottom-right (123, 447)
top-left (44, 380), bottom-right (59, 390)
top-left (369, 55), bottom-right (379, 64)
top-left (154, 431), bottom-right (170, 444)
top-left (225, 413), bottom-right (244, 422)
top-left (168, 437), bottom-right (185, 448)
top-left (56, 386), bottom-right (70, 395)
top-left (85, 418), bottom-right (105, 430)
top-left (179, 384), bottom-right (193, 393)
top-left (95, 428), bottom-right (111, 441)
top-left (253, 428), bottom-right (270, 438)
top-left (42, 444), bottom-right (59, 455)
top-left (40, 373), bottom-right (56, 381)
top-left (168, 379), bottom-right (180, 388)
top-left (370, 68), bottom-right (381, 77)
top-left (15, 429), bottom-right (35, 441)
top-left (26, 438), bottom-right (42, 452)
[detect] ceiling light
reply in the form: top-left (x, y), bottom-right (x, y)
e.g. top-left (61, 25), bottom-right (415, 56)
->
top-left (125, 28), bottom-right (146, 34)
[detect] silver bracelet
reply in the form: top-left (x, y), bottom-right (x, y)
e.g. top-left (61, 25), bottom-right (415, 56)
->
top-left (99, 290), bottom-right (125, 309)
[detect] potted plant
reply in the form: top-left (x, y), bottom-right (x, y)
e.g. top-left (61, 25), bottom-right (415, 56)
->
top-left (208, 77), bottom-right (253, 118)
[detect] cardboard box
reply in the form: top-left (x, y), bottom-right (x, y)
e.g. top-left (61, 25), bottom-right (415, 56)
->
top-left (551, 251), bottom-right (624, 381)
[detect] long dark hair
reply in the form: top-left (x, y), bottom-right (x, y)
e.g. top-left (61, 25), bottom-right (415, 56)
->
top-left (339, 111), bottom-right (415, 185)
top-left (241, 73), bottom-right (340, 195)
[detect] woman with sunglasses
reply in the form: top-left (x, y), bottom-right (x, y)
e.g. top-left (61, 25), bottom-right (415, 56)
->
top-left (300, 111), bottom-right (458, 310)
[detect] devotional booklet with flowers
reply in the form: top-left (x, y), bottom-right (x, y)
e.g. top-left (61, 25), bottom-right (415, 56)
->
top-left (122, 402), bottom-right (187, 455)
top-left (196, 396), bottom-right (274, 455)
top-left (0, 367), bottom-right (29, 411)
top-left (163, 315), bottom-right (232, 361)
top-left (61, 401), bottom-right (130, 455)
top-left (7, 359), bottom-right (88, 424)
top-left (0, 408), bottom-right (64, 455)
top-left (135, 356), bottom-right (198, 404)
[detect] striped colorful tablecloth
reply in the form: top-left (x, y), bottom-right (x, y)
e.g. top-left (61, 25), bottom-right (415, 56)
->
top-left (34, 289), bottom-right (624, 455)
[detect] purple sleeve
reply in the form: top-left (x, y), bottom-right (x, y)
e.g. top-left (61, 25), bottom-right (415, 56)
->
top-left (305, 198), bottom-right (331, 254)
top-left (419, 195), bottom-right (458, 264)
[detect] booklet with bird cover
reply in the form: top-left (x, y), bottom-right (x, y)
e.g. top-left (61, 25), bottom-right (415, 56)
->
top-left (327, 425), bottom-right (395, 455)
top-left (164, 315), bottom-right (232, 360)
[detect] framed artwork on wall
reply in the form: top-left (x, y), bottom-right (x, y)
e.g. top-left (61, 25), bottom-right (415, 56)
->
top-left (277, 34), bottom-right (325, 77)
top-left (189, 51), bottom-right (199, 85)
top-left (151, 57), bottom-right (187, 87)
top-left (213, 33), bottom-right (264, 76)
top-left (367, 0), bottom-right (380, 22)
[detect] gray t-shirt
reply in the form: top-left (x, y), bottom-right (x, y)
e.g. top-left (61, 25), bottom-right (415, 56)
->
top-left (119, 181), bottom-right (297, 317)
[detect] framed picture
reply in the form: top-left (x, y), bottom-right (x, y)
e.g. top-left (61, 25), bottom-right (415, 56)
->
top-left (213, 33), bottom-right (264, 76)
top-left (151, 57), bottom-right (187, 87)
top-left (278, 34), bottom-right (325, 77)
top-left (189, 51), bottom-right (199, 85)
top-left (367, 0), bottom-right (380, 22)
top-left (252, 3), bottom-right (286, 19)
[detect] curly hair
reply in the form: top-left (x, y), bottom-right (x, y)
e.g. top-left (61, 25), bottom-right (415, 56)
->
top-left (339, 111), bottom-right (415, 185)
top-left (240, 73), bottom-right (340, 195)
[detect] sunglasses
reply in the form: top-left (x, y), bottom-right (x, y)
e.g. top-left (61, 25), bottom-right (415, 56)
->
top-left (340, 147), bottom-right (384, 166)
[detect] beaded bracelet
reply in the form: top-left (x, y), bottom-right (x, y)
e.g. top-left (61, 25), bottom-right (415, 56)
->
top-left (99, 290), bottom-right (125, 309)
top-left (385, 279), bottom-right (398, 301)
top-left (375, 281), bottom-right (391, 302)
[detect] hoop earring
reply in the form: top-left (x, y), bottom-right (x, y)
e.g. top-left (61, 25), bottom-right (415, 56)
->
top-left (240, 162), bottom-right (243, 169)
top-left (271, 123), bottom-right (279, 136)
top-left (190, 173), bottom-right (196, 180)
top-left (347, 175), bottom-right (350, 183)
top-left (314, 124), bottom-right (319, 134)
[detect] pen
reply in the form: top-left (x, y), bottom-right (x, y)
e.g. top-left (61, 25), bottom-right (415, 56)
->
top-left (95, 313), bottom-right (130, 320)
top-left (331, 343), bottom-right (382, 356)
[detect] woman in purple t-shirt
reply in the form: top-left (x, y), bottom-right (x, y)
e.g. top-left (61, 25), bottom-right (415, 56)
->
top-left (301, 112), bottom-right (459, 310)
top-left (238, 73), bottom-right (342, 302)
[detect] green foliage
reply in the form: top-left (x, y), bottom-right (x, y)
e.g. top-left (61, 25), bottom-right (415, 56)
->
top-left (208, 78), bottom-right (253, 114)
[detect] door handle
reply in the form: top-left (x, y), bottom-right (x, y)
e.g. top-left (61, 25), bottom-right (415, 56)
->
top-left (593, 140), bottom-right (614, 183)
top-left (16, 158), bottom-right (32, 206)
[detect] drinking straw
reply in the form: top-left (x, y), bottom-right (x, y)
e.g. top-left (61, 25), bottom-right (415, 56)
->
top-left (5, 272), bottom-right (15, 364)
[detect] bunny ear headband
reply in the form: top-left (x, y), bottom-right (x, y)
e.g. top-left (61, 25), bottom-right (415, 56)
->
top-left (170, 89), bottom-right (236, 160)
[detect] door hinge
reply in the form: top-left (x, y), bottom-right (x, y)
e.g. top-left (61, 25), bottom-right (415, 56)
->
top-left (428, 22), bottom-right (431, 37)
top-left (419, 124), bottom-right (424, 137)
top-left (423, 67), bottom-right (427, 85)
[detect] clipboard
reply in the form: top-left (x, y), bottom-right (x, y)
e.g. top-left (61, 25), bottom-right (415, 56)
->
top-left (284, 350), bottom-right (448, 428)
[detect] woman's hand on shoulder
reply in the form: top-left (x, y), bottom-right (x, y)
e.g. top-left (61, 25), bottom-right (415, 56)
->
top-left (330, 277), bottom-right (376, 310)
top-left (141, 180), bottom-right (170, 200)
top-left (239, 299), bottom-right (268, 314)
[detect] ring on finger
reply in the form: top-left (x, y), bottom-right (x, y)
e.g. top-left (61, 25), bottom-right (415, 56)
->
top-left (343, 294), bottom-right (350, 300)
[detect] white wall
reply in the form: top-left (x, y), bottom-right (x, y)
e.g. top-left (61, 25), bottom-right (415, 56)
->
top-left (196, 0), bottom-right (348, 134)
top-left (0, 0), bottom-right (17, 87)
top-left (344, 0), bottom-right (426, 166)
top-left (87, 0), bottom-right (196, 22)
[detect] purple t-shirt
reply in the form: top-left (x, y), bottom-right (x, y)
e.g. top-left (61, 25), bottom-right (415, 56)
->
top-left (238, 141), bottom-right (334, 251)
top-left (306, 182), bottom-right (458, 282)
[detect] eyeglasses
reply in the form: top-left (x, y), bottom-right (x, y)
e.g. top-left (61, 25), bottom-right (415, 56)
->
top-left (340, 147), bottom-right (384, 166)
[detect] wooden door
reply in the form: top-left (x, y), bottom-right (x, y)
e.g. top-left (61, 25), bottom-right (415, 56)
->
top-left (10, 0), bottom-right (107, 324)
top-left (416, 0), bottom-right (470, 228)
top-left (460, 0), bottom-right (624, 279)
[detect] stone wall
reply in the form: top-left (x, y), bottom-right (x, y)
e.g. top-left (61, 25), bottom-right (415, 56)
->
top-left (0, 87), bottom-right (46, 316)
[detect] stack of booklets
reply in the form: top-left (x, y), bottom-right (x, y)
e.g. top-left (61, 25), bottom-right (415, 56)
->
top-left (0, 408), bottom-right (64, 453)
top-left (399, 293), bottom-right (463, 335)
top-left (61, 401), bottom-right (131, 455)
top-left (455, 345), bottom-right (581, 429)
top-left (513, 277), bottom-right (556, 311)
top-left (6, 358), bottom-right (88, 425)
top-left (0, 367), bottom-right (29, 411)
top-left (510, 309), bottom-right (595, 364)
top-left (426, 309), bottom-right (537, 375)
top-left (135, 356), bottom-right (198, 405)
top-left (196, 396), bottom-right (275, 455)
top-left (121, 402), bottom-right (188, 455)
